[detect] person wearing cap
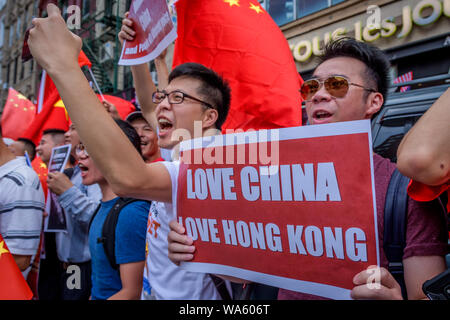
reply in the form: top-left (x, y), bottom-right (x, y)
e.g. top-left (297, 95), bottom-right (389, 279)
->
top-left (126, 111), bottom-right (163, 164)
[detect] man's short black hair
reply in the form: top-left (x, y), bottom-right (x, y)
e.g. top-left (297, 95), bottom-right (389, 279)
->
top-left (18, 138), bottom-right (37, 161)
top-left (42, 129), bottom-right (66, 145)
top-left (319, 37), bottom-right (391, 109)
top-left (169, 62), bottom-right (231, 131)
top-left (114, 119), bottom-right (142, 157)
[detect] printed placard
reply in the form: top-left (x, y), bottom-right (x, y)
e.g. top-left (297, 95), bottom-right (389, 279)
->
top-left (177, 120), bottom-right (379, 300)
top-left (118, 0), bottom-right (177, 65)
top-left (44, 144), bottom-right (71, 232)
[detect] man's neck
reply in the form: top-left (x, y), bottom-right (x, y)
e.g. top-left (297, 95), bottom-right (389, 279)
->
top-left (145, 149), bottom-right (162, 163)
top-left (0, 144), bottom-right (16, 166)
top-left (99, 181), bottom-right (118, 202)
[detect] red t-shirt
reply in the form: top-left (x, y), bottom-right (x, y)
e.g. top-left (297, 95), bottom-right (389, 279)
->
top-left (278, 154), bottom-right (448, 300)
top-left (407, 180), bottom-right (450, 213)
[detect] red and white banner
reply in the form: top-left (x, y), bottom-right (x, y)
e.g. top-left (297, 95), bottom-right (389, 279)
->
top-left (118, 0), bottom-right (177, 66)
top-left (177, 120), bottom-right (380, 300)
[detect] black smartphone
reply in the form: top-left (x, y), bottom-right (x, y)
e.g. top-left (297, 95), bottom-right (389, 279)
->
top-left (422, 268), bottom-right (450, 300)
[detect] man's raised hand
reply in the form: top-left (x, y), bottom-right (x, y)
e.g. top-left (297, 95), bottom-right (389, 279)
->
top-left (28, 4), bottom-right (82, 75)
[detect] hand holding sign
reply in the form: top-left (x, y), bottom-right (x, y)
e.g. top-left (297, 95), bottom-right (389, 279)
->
top-left (168, 219), bottom-right (195, 266)
top-left (118, 0), bottom-right (176, 65)
top-left (351, 266), bottom-right (403, 300)
top-left (118, 12), bottom-right (136, 46)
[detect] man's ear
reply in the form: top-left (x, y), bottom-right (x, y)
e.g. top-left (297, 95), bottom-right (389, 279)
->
top-left (365, 92), bottom-right (384, 118)
top-left (202, 108), bottom-right (219, 130)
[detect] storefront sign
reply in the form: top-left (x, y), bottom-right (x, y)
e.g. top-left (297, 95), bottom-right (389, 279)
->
top-left (291, 0), bottom-right (450, 63)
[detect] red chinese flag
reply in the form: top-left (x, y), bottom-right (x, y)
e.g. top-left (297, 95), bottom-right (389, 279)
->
top-left (0, 235), bottom-right (33, 300)
top-left (21, 51), bottom-right (92, 145)
top-left (173, 0), bottom-right (303, 131)
top-left (1, 88), bottom-right (36, 140)
top-left (31, 156), bottom-right (48, 199)
top-left (98, 94), bottom-right (136, 120)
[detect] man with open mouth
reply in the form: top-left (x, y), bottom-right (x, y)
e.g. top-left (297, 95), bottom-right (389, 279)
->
top-left (28, 4), bottom-right (231, 300)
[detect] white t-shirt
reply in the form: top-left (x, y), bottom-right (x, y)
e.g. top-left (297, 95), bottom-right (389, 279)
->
top-left (142, 161), bottom-right (221, 300)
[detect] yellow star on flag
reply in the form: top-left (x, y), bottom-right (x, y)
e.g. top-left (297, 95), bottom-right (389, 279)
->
top-left (224, 0), bottom-right (240, 7)
top-left (249, 3), bottom-right (263, 13)
top-left (40, 163), bottom-right (47, 169)
top-left (0, 241), bottom-right (10, 258)
top-left (17, 93), bottom-right (28, 100)
top-left (54, 99), bottom-right (70, 121)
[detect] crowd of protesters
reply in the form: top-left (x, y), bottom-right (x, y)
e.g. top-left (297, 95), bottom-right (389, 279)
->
top-left (0, 4), bottom-right (448, 300)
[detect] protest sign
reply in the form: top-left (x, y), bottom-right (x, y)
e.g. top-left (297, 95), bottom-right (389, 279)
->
top-left (44, 144), bottom-right (71, 232)
top-left (118, 0), bottom-right (177, 65)
top-left (177, 120), bottom-right (379, 300)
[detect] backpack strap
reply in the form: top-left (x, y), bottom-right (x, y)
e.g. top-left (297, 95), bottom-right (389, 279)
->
top-left (100, 197), bottom-right (146, 270)
top-left (383, 168), bottom-right (409, 300)
top-left (88, 203), bottom-right (101, 231)
top-left (209, 274), bottom-right (232, 300)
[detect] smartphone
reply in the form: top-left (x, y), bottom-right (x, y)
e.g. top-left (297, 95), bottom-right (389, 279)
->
top-left (422, 268), bottom-right (450, 300)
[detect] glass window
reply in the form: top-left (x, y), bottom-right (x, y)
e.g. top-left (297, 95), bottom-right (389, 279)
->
top-left (267, 0), bottom-right (294, 26)
top-left (9, 24), bottom-right (14, 47)
top-left (16, 17), bottom-right (21, 40)
top-left (0, 0), bottom-right (6, 11)
top-left (23, 6), bottom-right (29, 33)
top-left (82, 0), bottom-right (90, 17)
top-left (297, 0), bottom-right (328, 18)
top-left (0, 18), bottom-right (4, 48)
top-left (258, 0), bottom-right (266, 10)
top-left (332, 0), bottom-right (346, 4)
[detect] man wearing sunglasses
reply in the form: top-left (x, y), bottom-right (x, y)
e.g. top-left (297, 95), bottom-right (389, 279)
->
top-left (285, 38), bottom-right (447, 300)
top-left (167, 37), bottom-right (448, 300)
top-left (27, 4), bottom-right (231, 300)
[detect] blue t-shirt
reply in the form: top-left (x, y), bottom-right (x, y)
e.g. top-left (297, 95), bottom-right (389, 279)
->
top-left (89, 197), bottom-right (150, 300)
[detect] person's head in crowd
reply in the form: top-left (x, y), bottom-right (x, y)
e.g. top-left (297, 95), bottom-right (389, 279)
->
top-left (9, 138), bottom-right (37, 161)
top-left (153, 62), bottom-right (231, 149)
top-left (126, 111), bottom-right (161, 163)
top-left (301, 37), bottom-right (390, 125)
top-left (77, 119), bottom-right (141, 187)
top-left (36, 129), bottom-right (66, 165)
top-left (65, 123), bottom-right (80, 157)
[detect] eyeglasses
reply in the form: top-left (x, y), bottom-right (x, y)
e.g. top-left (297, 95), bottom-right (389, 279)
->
top-left (75, 143), bottom-right (89, 157)
top-left (152, 89), bottom-right (214, 109)
top-left (300, 76), bottom-right (376, 101)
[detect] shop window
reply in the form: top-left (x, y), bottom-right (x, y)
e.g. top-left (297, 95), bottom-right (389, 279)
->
top-left (267, 0), bottom-right (347, 26)
top-left (297, 0), bottom-right (328, 18)
top-left (267, 0), bottom-right (294, 26)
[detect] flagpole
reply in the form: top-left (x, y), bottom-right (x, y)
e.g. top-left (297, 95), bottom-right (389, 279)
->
top-left (37, 70), bottom-right (46, 113)
top-left (88, 67), bottom-right (105, 101)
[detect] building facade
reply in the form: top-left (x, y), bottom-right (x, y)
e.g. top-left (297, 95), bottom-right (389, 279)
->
top-left (1, 0), bottom-right (448, 115)
top-left (268, 0), bottom-right (450, 83)
top-left (0, 0), bottom-right (39, 109)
